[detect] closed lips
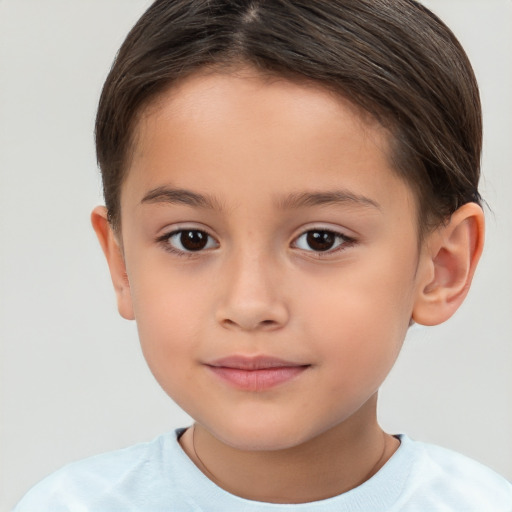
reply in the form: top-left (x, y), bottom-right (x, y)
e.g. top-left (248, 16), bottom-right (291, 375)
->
top-left (205, 356), bottom-right (310, 391)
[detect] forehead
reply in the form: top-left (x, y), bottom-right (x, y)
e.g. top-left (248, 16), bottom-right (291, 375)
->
top-left (140, 67), bottom-right (383, 151)
top-left (123, 67), bottom-right (416, 222)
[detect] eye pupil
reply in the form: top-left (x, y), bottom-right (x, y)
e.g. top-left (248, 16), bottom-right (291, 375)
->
top-left (181, 230), bottom-right (208, 251)
top-left (307, 231), bottom-right (335, 251)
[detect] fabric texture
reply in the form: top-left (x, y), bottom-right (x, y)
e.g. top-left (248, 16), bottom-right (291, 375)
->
top-left (13, 429), bottom-right (512, 511)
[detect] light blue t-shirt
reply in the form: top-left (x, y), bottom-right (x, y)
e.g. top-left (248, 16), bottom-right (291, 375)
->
top-left (13, 428), bottom-right (512, 511)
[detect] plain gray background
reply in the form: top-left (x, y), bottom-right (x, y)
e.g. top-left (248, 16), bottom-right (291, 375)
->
top-left (1, 1), bottom-right (511, 510)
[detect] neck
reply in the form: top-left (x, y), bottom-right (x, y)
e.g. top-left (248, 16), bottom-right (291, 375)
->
top-left (179, 395), bottom-right (399, 504)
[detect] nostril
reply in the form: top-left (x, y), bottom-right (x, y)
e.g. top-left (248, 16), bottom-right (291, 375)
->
top-left (220, 317), bottom-right (279, 331)
top-left (259, 319), bottom-right (280, 330)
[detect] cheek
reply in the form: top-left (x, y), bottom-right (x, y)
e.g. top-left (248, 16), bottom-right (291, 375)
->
top-left (298, 257), bottom-right (415, 380)
top-left (127, 266), bottom-right (208, 375)
top-left (128, 250), bottom-right (209, 328)
top-left (309, 295), bottom-right (405, 374)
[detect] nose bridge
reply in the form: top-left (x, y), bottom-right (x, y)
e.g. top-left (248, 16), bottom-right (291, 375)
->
top-left (230, 246), bottom-right (275, 299)
top-left (216, 241), bottom-right (289, 331)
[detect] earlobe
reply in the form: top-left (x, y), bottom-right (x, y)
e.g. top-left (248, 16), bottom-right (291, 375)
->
top-left (412, 202), bottom-right (485, 326)
top-left (91, 206), bottom-right (135, 320)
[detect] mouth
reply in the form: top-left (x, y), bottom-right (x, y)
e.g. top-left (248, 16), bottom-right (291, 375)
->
top-left (205, 355), bottom-right (310, 391)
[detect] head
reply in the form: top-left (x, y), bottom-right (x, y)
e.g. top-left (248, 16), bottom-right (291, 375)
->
top-left (92, 0), bottom-right (484, 450)
top-left (96, 0), bottom-right (482, 237)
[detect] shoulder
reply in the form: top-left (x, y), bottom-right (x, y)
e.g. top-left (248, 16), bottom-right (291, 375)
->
top-left (397, 435), bottom-right (512, 511)
top-left (12, 431), bottom-right (187, 512)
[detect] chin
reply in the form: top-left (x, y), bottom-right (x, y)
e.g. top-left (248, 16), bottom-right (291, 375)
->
top-left (208, 415), bottom-right (319, 452)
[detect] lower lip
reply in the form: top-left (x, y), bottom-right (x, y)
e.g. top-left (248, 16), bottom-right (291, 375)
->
top-left (207, 366), bottom-right (309, 391)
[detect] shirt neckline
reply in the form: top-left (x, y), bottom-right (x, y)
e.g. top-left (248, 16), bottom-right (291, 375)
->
top-left (167, 428), bottom-right (415, 511)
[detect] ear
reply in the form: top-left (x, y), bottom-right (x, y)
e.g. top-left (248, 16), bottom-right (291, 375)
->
top-left (91, 206), bottom-right (135, 320)
top-left (412, 202), bottom-right (485, 326)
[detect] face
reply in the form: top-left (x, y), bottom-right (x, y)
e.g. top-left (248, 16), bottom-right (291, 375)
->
top-left (117, 68), bottom-right (425, 451)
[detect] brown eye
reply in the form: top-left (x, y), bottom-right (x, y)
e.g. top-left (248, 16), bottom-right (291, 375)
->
top-left (294, 229), bottom-right (352, 253)
top-left (164, 229), bottom-right (218, 253)
top-left (306, 231), bottom-right (336, 251)
top-left (180, 230), bottom-right (208, 251)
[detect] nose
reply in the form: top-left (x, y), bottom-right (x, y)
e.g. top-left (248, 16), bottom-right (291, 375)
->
top-left (215, 250), bottom-right (289, 332)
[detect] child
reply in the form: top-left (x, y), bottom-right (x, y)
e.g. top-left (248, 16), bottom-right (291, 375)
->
top-left (13, 0), bottom-right (512, 510)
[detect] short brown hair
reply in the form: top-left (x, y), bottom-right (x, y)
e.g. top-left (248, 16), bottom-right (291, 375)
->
top-left (95, 0), bottom-right (482, 234)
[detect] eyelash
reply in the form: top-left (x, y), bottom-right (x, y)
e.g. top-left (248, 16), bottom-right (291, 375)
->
top-left (155, 229), bottom-right (217, 259)
top-left (156, 228), bottom-right (356, 259)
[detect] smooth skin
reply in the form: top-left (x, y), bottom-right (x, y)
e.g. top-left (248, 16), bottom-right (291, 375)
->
top-left (92, 67), bottom-right (484, 504)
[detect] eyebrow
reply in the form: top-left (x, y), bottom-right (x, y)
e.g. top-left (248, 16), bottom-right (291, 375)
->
top-left (140, 186), bottom-right (381, 212)
top-left (141, 186), bottom-right (225, 211)
top-left (275, 190), bottom-right (381, 211)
